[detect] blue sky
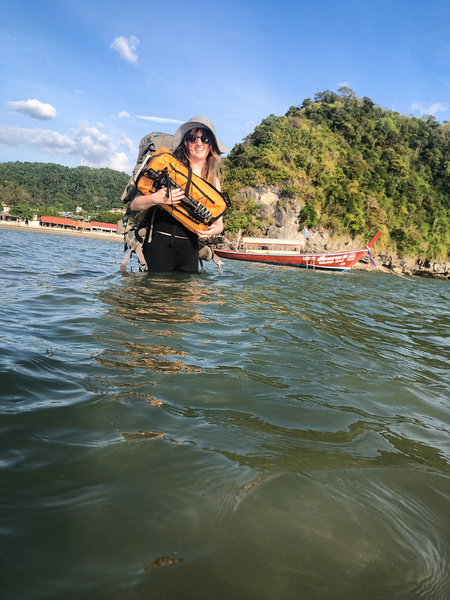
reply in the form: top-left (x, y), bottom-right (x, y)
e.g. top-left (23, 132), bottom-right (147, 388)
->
top-left (1, 0), bottom-right (449, 174)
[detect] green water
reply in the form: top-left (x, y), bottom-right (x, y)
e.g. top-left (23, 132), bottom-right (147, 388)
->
top-left (1, 229), bottom-right (449, 599)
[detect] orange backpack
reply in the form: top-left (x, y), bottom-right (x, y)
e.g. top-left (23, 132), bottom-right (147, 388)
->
top-left (135, 148), bottom-right (229, 234)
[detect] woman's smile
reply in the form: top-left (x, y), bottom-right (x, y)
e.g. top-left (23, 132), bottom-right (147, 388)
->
top-left (188, 128), bottom-right (209, 159)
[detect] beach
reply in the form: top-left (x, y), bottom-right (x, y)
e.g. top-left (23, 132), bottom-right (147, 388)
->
top-left (0, 219), bottom-right (122, 242)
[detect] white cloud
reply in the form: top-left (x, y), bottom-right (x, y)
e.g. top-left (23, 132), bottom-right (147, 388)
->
top-left (0, 123), bottom-right (132, 172)
top-left (0, 125), bottom-right (75, 152)
top-left (118, 111), bottom-right (130, 118)
top-left (411, 102), bottom-right (449, 116)
top-left (119, 134), bottom-right (135, 152)
top-left (136, 115), bottom-right (184, 124)
top-left (72, 123), bottom-right (133, 170)
top-left (109, 152), bottom-right (130, 172)
top-left (6, 98), bottom-right (57, 120)
top-left (73, 123), bottom-right (113, 161)
top-left (110, 36), bottom-right (139, 63)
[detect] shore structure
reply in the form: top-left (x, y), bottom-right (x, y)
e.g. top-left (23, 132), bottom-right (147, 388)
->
top-left (0, 216), bottom-right (122, 242)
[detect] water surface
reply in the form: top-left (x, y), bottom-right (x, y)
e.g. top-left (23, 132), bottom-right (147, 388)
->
top-left (1, 229), bottom-right (449, 599)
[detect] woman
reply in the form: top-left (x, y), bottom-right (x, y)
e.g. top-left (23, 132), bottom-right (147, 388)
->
top-left (130, 116), bottom-right (229, 273)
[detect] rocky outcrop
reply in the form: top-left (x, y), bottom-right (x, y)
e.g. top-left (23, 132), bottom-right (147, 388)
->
top-left (237, 186), bottom-right (303, 239)
top-left (374, 254), bottom-right (449, 279)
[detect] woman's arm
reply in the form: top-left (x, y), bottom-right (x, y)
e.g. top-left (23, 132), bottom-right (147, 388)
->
top-left (130, 187), bottom-right (185, 211)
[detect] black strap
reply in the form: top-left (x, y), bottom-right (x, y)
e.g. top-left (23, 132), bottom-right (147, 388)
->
top-left (185, 165), bottom-right (193, 198)
top-left (168, 163), bottom-right (217, 205)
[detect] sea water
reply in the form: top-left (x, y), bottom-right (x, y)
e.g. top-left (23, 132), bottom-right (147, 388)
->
top-left (0, 228), bottom-right (449, 600)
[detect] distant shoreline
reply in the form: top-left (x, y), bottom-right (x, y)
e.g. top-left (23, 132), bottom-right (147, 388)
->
top-left (0, 220), bottom-right (122, 243)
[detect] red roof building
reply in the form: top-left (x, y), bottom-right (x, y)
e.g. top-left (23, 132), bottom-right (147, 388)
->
top-left (40, 216), bottom-right (74, 227)
top-left (91, 221), bottom-right (117, 231)
top-left (39, 216), bottom-right (117, 233)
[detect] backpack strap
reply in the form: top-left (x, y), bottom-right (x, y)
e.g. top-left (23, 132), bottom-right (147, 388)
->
top-left (198, 241), bottom-right (223, 274)
top-left (211, 251), bottom-right (224, 274)
top-left (119, 209), bottom-right (158, 272)
top-left (119, 226), bottom-right (148, 272)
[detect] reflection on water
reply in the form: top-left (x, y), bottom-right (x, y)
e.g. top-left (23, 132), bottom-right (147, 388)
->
top-left (95, 340), bottom-right (201, 373)
top-left (95, 273), bottom-right (223, 374)
top-left (99, 272), bottom-right (222, 324)
top-left (1, 230), bottom-right (449, 600)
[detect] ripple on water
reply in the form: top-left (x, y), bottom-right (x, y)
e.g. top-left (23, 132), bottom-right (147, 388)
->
top-left (1, 231), bottom-right (449, 600)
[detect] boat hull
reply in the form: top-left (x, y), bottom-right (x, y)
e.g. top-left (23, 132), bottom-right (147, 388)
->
top-left (213, 248), bottom-right (367, 271)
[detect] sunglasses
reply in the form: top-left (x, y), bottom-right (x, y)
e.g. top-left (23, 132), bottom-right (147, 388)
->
top-left (186, 134), bottom-right (210, 144)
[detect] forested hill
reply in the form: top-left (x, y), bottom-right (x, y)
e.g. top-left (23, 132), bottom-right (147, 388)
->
top-left (0, 161), bottom-right (129, 215)
top-left (222, 89), bottom-right (449, 260)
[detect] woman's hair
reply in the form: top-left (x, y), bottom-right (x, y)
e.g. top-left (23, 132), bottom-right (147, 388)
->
top-left (174, 127), bottom-right (221, 187)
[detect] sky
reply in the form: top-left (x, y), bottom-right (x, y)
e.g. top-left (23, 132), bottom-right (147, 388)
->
top-left (1, 0), bottom-right (449, 174)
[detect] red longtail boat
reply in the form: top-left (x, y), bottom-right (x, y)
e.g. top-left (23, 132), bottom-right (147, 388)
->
top-left (214, 230), bottom-right (381, 272)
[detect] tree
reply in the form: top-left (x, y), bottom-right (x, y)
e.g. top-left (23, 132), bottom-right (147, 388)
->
top-left (96, 210), bottom-right (121, 224)
top-left (298, 203), bottom-right (318, 228)
top-left (338, 86), bottom-right (356, 99)
top-left (0, 181), bottom-right (33, 210)
top-left (14, 203), bottom-right (35, 220)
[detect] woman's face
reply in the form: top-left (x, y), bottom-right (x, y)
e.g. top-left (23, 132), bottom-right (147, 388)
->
top-left (186, 128), bottom-right (210, 161)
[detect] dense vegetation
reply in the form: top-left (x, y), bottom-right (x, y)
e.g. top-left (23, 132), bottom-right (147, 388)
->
top-left (0, 162), bottom-right (129, 223)
top-left (222, 88), bottom-right (449, 260)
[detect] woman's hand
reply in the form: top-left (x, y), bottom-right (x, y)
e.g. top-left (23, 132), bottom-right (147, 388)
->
top-left (158, 187), bottom-right (185, 206)
top-left (195, 217), bottom-right (224, 239)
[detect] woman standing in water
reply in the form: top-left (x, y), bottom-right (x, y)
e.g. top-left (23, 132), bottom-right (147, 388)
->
top-left (129, 116), bottom-right (229, 273)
